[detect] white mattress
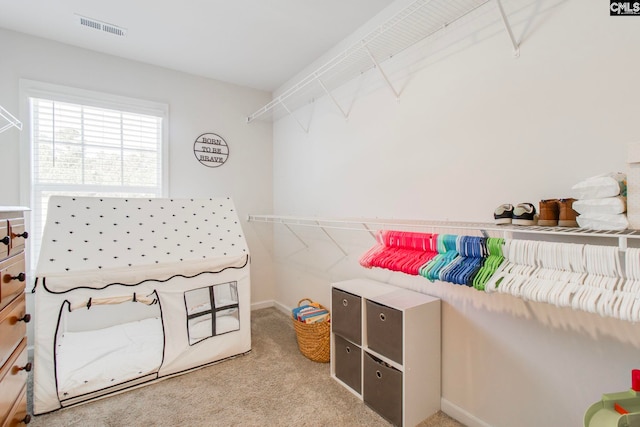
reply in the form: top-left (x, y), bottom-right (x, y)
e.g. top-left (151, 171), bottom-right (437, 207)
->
top-left (56, 317), bottom-right (164, 400)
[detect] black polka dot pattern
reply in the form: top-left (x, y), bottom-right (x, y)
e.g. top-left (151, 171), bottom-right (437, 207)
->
top-left (36, 196), bottom-right (248, 274)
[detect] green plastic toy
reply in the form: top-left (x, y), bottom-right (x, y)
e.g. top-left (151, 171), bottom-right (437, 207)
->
top-left (584, 370), bottom-right (640, 427)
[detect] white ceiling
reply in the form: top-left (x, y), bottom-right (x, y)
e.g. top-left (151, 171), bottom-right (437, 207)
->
top-left (0, 0), bottom-right (397, 92)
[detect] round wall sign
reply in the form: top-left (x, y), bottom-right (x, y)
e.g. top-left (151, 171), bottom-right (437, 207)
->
top-left (193, 133), bottom-right (229, 168)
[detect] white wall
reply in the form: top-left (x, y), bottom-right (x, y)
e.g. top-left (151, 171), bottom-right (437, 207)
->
top-left (271, 1), bottom-right (640, 426)
top-left (0, 29), bottom-right (275, 311)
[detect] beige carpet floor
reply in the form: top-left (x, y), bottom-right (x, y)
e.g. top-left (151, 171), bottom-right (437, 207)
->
top-left (28, 307), bottom-right (465, 426)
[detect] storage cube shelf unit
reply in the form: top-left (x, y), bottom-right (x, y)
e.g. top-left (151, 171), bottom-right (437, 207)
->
top-left (330, 279), bottom-right (441, 427)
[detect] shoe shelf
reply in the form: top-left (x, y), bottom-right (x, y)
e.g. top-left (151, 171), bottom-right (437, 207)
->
top-left (247, 214), bottom-right (640, 251)
top-left (246, 0), bottom-right (519, 129)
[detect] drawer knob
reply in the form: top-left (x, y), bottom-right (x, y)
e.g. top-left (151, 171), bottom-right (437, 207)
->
top-left (1, 236), bottom-right (9, 245)
top-left (376, 370), bottom-right (382, 379)
top-left (379, 313), bottom-right (386, 321)
top-left (342, 299), bottom-right (348, 307)
top-left (13, 231), bottom-right (29, 239)
top-left (22, 414), bottom-right (31, 424)
top-left (19, 362), bottom-right (33, 372)
top-left (11, 272), bottom-right (26, 282)
top-left (18, 314), bottom-right (31, 323)
top-left (345, 346), bottom-right (351, 354)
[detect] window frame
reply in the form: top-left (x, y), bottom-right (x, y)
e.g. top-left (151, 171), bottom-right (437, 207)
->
top-left (19, 79), bottom-right (169, 274)
top-left (185, 281), bottom-right (240, 346)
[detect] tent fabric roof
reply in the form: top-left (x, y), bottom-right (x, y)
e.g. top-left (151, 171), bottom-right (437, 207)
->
top-left (36, 196), bottom-right (249, 282)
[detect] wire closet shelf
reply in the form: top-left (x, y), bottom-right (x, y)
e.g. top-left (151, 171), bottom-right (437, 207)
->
top-left (246, 0), bottom-right (512, 124)
top-left (0, 105), bottom-right (22, 134)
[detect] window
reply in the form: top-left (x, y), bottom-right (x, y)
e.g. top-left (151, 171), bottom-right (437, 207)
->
top-left (20, 80), bottom-right (168, 271)
top-left (184, 282), bottom-right (240, 345)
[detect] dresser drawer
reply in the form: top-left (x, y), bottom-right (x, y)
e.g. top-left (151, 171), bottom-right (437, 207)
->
top-left (0, 339), bottom-right (29, 426)
top-left (2, 386), bottom-right (28, 427)
top-left (0, 295), bottom-right (28, 369)
top-left (0, 253), bottom-right (26, 311)
top-left (6, 218), bottom-right (26, 260)
top-left (0, 221), bottom-right (8, 260)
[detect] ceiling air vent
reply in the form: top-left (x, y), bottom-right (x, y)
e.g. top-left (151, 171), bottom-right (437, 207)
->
top-left (76, 14), bottom-right (127, 37)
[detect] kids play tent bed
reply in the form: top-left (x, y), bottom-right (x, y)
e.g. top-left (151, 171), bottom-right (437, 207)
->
top-left (32, 196), bottom-right (251, 414)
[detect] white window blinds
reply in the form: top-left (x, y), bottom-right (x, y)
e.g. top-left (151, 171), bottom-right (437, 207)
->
top-left (29, 94), bottom-right (166, 271)
top-left (32, 99), bottom-right (163, 188)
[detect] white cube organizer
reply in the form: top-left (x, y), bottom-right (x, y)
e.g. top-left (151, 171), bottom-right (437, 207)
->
top-left (628, 143), bottom-right (640, 229)
top-left (330, 279), bottom-right (441, 427)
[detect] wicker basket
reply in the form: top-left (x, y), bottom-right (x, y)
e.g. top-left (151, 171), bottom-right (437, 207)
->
top-left (292, 298), bottom-right (331, 363)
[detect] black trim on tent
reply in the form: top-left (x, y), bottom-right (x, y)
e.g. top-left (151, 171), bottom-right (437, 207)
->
top-left (52, 300), bottom-right (71, 406)
top-left (59, 373), bottom-right (159, 404)
top-left (39, 254), bottom-right (249, 294)
top-left (209, 285), bottom-right (216, 342)
top-left (156, 291), bottom-right (167, 370)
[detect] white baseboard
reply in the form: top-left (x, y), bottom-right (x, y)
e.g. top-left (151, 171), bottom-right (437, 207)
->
top-left (251, 300), bottom-right (275, 311)
top-left (272, 300), bottom-right (291, 315)
top-left (441, 398), bottom-right (493, 427)
top-left (252, 300), bottom-right (291, 316)
top-left (250, 300), bottom-right (293, 315)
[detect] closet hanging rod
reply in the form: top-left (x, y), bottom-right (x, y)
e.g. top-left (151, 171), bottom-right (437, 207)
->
top-left (0, 105), bottom-right (23, 134)
top-left (247, 214), bottom-right (640, 246)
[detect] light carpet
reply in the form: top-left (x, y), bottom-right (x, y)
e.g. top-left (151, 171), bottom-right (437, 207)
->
top-left (28, 307), bottom-right (464, 426)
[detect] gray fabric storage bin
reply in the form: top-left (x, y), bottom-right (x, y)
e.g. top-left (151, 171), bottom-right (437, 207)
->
top-left (363, 352), bottom-right (403, 426)
top-left (333, 334), bottom-right (361, 394)
top-left (366, 299), bottom-right (402, 364)
top-left (331, 288), bottom-right (361, 345)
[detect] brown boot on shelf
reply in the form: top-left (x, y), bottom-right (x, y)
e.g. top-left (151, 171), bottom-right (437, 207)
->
top-left (558, 198), bottom-right (579, 227)
top-left (538, 199), bottom-right (560, 226)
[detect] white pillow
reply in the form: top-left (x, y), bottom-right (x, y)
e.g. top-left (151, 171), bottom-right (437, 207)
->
top-left (577, 213), bottom-right (629, 231)
top-left (571, 173), bottom-right (627, 199)
top-left (573, 196), bottom-right (626, 215)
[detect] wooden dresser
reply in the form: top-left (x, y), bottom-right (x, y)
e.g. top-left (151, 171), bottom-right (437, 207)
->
top-left (0, 208), bottom-right (31, 426)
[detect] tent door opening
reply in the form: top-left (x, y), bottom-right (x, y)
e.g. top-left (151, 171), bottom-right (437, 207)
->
top-left (54, 293), bottom-right (164, 405)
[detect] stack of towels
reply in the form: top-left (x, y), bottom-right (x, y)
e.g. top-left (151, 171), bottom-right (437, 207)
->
top-left (571, 172), bottom-right (628, 230)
